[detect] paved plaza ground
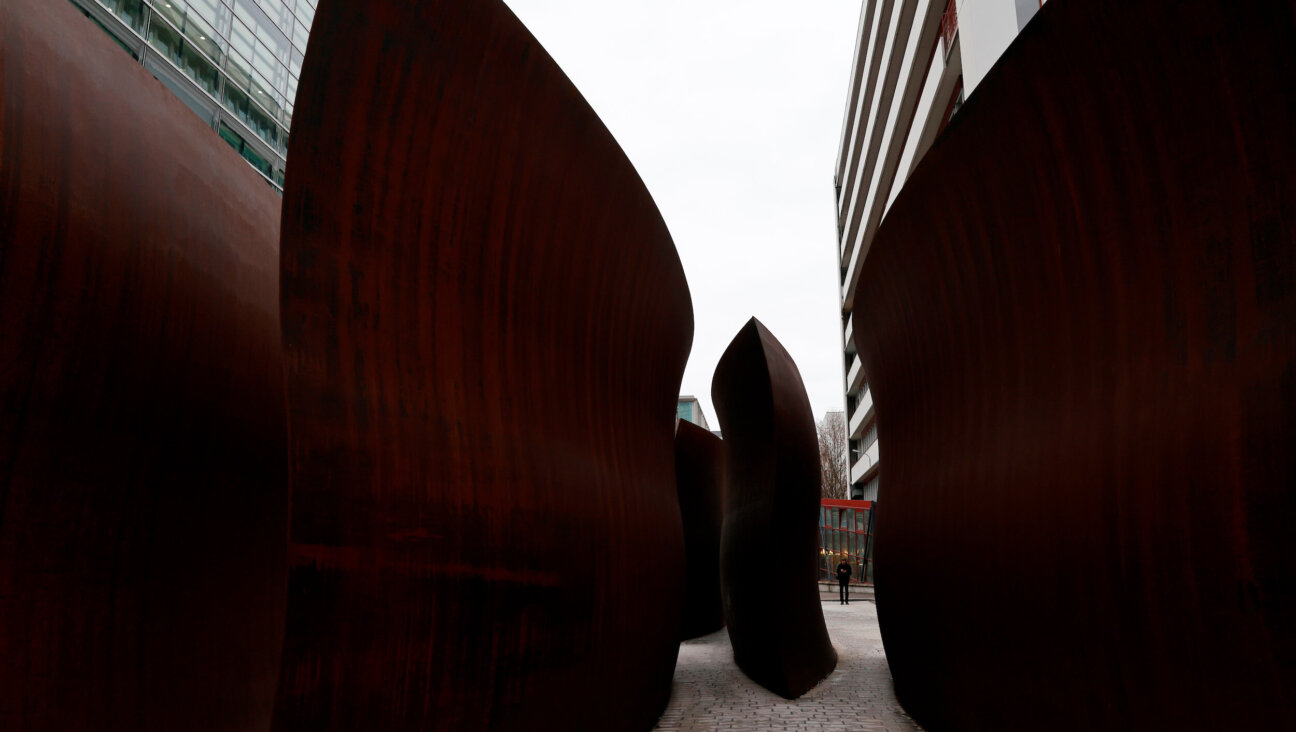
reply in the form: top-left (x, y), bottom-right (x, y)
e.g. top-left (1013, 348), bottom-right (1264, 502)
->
top-left (654, 597), bottom-right (924, 731)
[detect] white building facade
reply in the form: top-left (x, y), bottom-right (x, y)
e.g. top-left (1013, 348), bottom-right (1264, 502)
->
top-left (835, 0), bottom-right (1048, 501)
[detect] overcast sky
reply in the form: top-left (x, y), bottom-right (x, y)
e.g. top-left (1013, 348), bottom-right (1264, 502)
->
top-left (503, 0), bottom-right (864, 424)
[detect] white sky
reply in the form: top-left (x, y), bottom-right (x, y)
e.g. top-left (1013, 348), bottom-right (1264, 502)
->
top-left (503, 0), bottom-right (864, 424)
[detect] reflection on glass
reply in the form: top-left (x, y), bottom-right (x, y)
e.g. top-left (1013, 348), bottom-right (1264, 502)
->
top-left (147, 15), bottom-right (183, 65)
top-left (219, 122), bottom-right (273, 179)
top-left (218, 120), bottom-right (242, 149)
top-left (229, 15), bottom-right (257, 65)
top-left (179, 40), bottom-right (218, 95)
top-left (252, 39), bottom-right (288, 99)
top-left (146, 7), bottom-right (220, 97)
top-left (183, 11), bottom-right (222, 60)
top-left (292, 21), bottom-right (308, 55)
top-left (225, 53), bottom-right (252, 93)
top-left (249, 77), bottom-right (280, 117)
top-left (241, 143), bottom-right (272, 178)
top-left (223, 83), bottom-right (281, 151)
top-left (152, 0), bottom-right (186, 31)
top-left (99, 0), bottom-right (146, 32)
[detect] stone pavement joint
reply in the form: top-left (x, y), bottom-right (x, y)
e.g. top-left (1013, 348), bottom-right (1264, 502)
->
top-left (654, 601), bottom-right (924, 731)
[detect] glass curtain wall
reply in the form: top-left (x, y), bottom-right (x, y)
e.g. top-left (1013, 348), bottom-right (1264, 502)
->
top-left (818, 499), bottom-right (875, 584)
top-left (73, 0), bottom-right (316, 191)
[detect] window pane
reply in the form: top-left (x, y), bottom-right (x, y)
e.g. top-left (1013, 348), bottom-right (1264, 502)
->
top-left (219, 121), bottom-right (243, 151)
top-left (147, 14), bottom-right (183, 66)
top-left (292, 17), bottom-right (309, 52)
top-left (100, 0), bottom-right (146, 33)
top-left (152, 0), bottom-right (185, 30)
top-left (179, 39), bottom-right (219, 95)
top-left (239, 139), bottom-right (272, 177)
top-left (223, 83), bottom-right (281, 150)
top-left (252, 39), bottom-right (289, 97)
top-left (256, 0), bottom-right (296, 39)
top-left (226, 51), bottom-right (252, 92)
top-left (187, 0), bottom-right (226, 29)
top-left (183, 11), bottom-right (222, 61)
top-left (229, 16), bottom-right (256, 64)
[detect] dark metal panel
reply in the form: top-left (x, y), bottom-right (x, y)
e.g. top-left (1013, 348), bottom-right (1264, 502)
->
top-left (676, 420), bottom-right (726, 640)
top-left (711, 319), bottom-right (837, 699)
top-left (275, 0), bottom-right (693, 729)
top-left (0, 0), bottom-right (289, 729)
top-left (853, 1), bottom-right (1296, 729)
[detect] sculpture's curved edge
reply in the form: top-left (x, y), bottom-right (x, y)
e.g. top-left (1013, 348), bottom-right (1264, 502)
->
top-left (853, 1), bottom-right (1296, 729)
top-left (276, 0), bottom-right (691, 729)
top-left (675, 419), bottom-right (726, 640)
top-left (712, 318), bottom-right (837, 699)
top-left (0, 1), bottom-right (288, 730)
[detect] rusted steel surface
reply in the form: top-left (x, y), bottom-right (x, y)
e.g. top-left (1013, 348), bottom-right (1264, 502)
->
top-left (675, 420), bottom-right (726, 640)
top-left (711, 319), bottom-right (837, 699)
top-left (853, 1), bottom-right (1296, 729)
top-left (0, 1), bottom-right (288, 730)
top-left (275, 0), bottom-right (693, 729)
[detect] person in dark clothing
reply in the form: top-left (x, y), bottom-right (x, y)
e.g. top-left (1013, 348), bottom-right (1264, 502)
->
top-left (836, 559), bottom-right (853, 604)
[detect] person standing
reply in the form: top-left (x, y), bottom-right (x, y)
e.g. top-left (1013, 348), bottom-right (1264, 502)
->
top-left (836, 559), bottom-right (853, 604)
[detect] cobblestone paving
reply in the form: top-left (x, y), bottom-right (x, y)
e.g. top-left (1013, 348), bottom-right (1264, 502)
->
top-left (654, 601), bottom-right (924, 731)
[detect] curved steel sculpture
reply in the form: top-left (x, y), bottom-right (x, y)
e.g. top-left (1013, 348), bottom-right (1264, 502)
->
top-left (853, 1), bottom-right (1296, 729)
top-left (0, 1), bottom-right (288, 730)
top-left (275, 0), bottom-right (693, 729)
top-left (711, 318), bottom-right (837, 698)
top-left (675, 420), bottom-right (726, 640)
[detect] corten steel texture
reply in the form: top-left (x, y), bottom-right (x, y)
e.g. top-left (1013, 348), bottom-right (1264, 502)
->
top-left (275, 0), bottom-right (693, 729)
top-left (711, 319), bottom-right (837, 699)
top-left (852, 0), bottom-right (1296, 729)
top-left (675, 420), bottom-right (726, 640)
top-left (0, 1), bottom-right (288, 730)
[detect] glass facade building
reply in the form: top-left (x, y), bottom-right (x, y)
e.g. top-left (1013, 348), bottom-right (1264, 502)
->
top-left (69, 0), bottom-right (316, 192)
top-left (819, 499), bottom-right (875, 583)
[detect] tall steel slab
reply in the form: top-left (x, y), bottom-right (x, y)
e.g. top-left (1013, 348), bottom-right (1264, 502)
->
top-left (853, 1), bottom-right (1296, 728)
top-left (675, 420), bottom-right (726, 640)
top-left (0, 0), bottom-right (289, 729)
top-left (276, 1), bottom-right (694, 729)
top-left (712, 319), bottom-right (838, 699)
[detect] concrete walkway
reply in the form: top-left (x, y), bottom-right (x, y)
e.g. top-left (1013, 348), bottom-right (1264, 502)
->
top-left (654, 600), bottom-right (924, 731)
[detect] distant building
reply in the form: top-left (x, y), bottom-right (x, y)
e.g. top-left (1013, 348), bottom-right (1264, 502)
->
top-left (819, 499), bottom-right (874, 583)
top-left (834, 0), bottom-right (1048, 501)
top-left (676, 396), bottom-right (711, 432)
top-left (66, 0), bottom-right (314, 192)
